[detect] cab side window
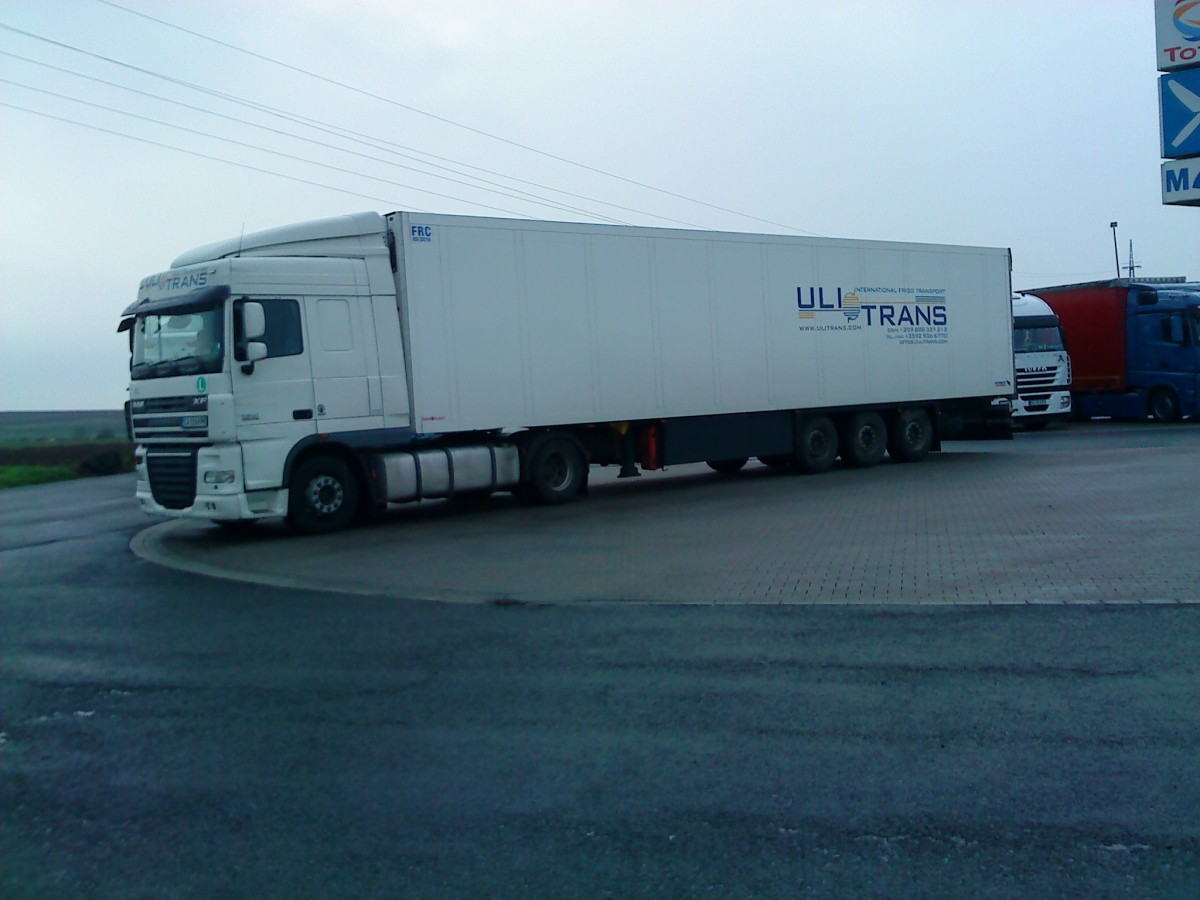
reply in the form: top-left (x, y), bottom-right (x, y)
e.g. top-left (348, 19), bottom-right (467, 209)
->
top-left (1159, 314), bottom-right (1186, 346)
top-left (260, 299), bottom-right (303, 358)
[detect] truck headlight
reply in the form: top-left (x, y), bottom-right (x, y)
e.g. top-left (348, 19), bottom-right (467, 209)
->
top-left (204, 470), bottom-right (236, 485)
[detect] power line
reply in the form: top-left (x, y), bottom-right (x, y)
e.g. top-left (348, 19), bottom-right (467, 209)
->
top-left (1, 73), bottom-right (631, 224)
top-left (1, 100), bottom-right (561, 217)
top-left (91, 0), bottom-right (821, 236)
top-left (0, 40), bottom-right (711, 229)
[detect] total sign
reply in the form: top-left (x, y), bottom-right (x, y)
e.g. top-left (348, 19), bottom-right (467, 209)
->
top-left (1157, 0), bottom-right (1200, 71)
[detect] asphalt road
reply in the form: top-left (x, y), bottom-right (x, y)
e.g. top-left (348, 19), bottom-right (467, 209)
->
top-left (3, 426), bottom-right (1200, 898)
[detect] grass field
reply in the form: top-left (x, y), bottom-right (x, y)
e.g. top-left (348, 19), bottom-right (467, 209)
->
top-left (0, 409), bottom-right (127, 445)
top-left (0, 410), bottom-right (133, 489)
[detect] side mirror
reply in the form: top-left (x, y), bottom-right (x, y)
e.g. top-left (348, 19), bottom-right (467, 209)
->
top-left (240, 342), bottom-right (268, 375)
top-left (235, 300), bottom-right (268, 373)
top-left (243, 302), bottom-right (266, 340)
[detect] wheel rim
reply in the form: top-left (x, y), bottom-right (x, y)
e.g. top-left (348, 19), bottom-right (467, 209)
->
top-left (808, 430), bottom-right (829, 457)
top-left (541, 453), bottom-right (571, 491)
top-left (905, 421), bottom-right (925, 446)
top-left (307, 475), bottom-right (344, 515)
top-left (1153, 392), bottom-right (1177, 421)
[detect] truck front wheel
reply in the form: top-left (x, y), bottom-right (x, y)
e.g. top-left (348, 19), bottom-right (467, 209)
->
top-left (1149, 388), bottom-right (1181, 423)
top-left (288, 455), bottom-right (360, 534)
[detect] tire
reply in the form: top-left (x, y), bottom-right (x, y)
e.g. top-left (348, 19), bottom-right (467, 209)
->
top-left (356, 500), bottom-right (389, 525)
top-left (794, 415), bottom-right (839, 474)
top-left (1149, 388), bottom-right (1181, 423)
top-left (523, 435), bottom-right (587, 505)
top-left (287, 455), bottom-right (359, 534)
top-left (706, 458), bottom-right (748, 474)
top-left (888, 408), bottom-right (934, 463)
top-left (840, 411), bottom-right (888, 467)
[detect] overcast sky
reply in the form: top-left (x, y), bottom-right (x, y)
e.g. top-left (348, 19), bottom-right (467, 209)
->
top-left (1, 0), bottom-right (1194, 411)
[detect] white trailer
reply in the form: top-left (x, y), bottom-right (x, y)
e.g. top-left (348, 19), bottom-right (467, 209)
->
top-left (1011, 294), bottom-right (1072, 427)
top-left (120, 212), bottom-right (1014, 533)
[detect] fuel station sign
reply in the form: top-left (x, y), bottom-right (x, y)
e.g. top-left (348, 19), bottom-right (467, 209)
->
top-left (1157, 0), bottom-right (1200, 206)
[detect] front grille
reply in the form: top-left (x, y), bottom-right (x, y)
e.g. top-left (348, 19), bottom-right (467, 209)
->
top-left (146, 448), bottom-right (198, 509)
top-left (1016, 370), bottom-right (1060, 393)
top-left (130, 394), bottom-right (210, 442)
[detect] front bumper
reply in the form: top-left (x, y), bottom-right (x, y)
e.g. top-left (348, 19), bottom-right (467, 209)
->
top-left (135, 443), bottom-right (288, 521)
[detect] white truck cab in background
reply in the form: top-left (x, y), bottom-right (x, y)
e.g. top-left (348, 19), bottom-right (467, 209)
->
top-left (1011, 294), bottom-right (1071, 428)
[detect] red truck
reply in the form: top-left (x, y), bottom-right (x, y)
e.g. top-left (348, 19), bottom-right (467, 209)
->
top-left (1021, 279), bottom-right (1200, 421)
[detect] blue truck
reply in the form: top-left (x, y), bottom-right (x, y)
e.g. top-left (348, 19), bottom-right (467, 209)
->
top-left (1022, 278), bottom-right (1200, 421)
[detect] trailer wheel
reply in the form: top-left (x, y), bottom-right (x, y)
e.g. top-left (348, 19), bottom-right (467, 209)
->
top-left (523, 435), bottom-right (586, 504)
top-left (1149, 388), bottom-right (1181, 423)
top-left (840, 411), bottom-right (888, 467)
top-left (888, 409), bottom-right (934, 462)
top-left (287, 455), bottom-right (359, 534)
top-left (706, 458), bottom-right (748, 474)
top-left (794, 416), bottom-right (839, 474)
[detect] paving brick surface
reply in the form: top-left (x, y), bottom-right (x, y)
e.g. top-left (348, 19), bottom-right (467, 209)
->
top-left (136, 423), bottom-right (1200, 605)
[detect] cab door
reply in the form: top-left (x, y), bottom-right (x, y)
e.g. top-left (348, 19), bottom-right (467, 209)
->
top-left (231, 297), bottom-right (315, 490)
top-left (1132, 310), bottom-right (1197, 413)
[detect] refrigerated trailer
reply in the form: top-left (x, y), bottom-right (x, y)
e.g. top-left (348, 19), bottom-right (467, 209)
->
top-left (119, 212), bottom-right (1014, 533)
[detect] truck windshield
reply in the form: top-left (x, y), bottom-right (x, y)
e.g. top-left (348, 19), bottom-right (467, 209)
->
top-left (1013, 325), bottom-right (1064, 353)
top-left (131, 305), bottom-right (225, 380)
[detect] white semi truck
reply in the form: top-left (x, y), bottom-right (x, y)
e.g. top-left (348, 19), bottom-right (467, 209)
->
top-left (120, 212), bottom-right (1014, 533)
top-left (1010, 294), bottom-right (1072, 428)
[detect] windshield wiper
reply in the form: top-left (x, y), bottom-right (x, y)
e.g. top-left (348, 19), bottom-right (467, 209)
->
top-left (174, 355), bottom-right (206, 374)
top-left (132, 359), bottom-right (181, 379)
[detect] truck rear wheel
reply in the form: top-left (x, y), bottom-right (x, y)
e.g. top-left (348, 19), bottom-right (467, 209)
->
top-left (794, 416), bottom-right (839, 473)
top-left (287, 455), bottom-right (360, 534)
top-left (840, 411), bottom-right (887, 467)
top-left (522, 435), bottom-right (586, 505)
top-left (888, 408), bottom-right (933, 462)
top-left (1149, 388), bottom-right (1181, 423)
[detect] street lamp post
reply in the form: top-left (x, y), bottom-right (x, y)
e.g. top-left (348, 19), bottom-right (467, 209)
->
top-left (1110, 222), bottom-right (1120, 278)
